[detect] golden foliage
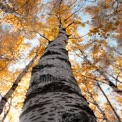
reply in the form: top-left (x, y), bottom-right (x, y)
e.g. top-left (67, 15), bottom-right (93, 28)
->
top-left (74, 19), bottom-right (85, 27)
top-left (85, 6), bottom-right (100, 16)
top-left (0, 0), bottom-right (122, 121)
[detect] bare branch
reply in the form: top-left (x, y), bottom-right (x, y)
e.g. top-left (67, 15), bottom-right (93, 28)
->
top-left (0, 47), bottom-right (40, 115)
top-left (76, 49), bottom-right (122, 95)
top-left (65, 21), bottom-right (74, 28)
top-left (85, 83), bottom-right (109, 122)
top-left (97, 82), bottom-right (121, 122)
top-left (15, 0), bottom-right (31, 12)
top-left (0, 1), bottom-right (14, 13)
top-left (1, 98), bottom-right (12, 122)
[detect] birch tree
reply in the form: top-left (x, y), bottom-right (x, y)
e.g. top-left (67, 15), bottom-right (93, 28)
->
top-left (0, 0), bottom-right (121, 121)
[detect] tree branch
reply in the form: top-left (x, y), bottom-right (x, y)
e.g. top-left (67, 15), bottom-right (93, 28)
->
top-left (97, 82), bottom-right (121, 122)
top-left (0, 47), bottom-right (40, 115)
top-left (85, 83), bottom-right (109, 122)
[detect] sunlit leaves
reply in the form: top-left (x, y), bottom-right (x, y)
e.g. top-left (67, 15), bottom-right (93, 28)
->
top-left (0, 0), bottom-right (122, 121)
top-left (116, 56), bottom-right (122, 67)
top-left (43, 16), bottom-right (59, 40)
top-left (13, 0), bottom-right (27, 6)
top-left (74, 19), bottom-right (85, 27)
top-left (0, 60), bottom-right (7, 70)
top-left (85, 6), bottom-right (100, 16)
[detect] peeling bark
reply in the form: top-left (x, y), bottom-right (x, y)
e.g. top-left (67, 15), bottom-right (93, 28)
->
top-left (20, 27), bottom-right (96, 122)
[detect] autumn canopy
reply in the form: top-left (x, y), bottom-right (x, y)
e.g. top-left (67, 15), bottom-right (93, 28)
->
top-left (0, 0), bottom-right (122, 122)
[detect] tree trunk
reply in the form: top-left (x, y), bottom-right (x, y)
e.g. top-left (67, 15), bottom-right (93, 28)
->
top-left (20, 27), bottom-right (96, 122)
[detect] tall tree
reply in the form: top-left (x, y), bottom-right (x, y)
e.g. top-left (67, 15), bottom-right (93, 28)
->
top-left (20, 24), bottom-right (96, 121)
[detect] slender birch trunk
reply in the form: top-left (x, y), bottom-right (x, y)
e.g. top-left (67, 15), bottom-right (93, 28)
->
top-left (20, 27), bottom-right (96, 122)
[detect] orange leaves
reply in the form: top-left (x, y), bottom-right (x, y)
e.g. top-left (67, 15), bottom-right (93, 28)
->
top-left (13, 0), bottom-right (27, 6)
top-left (98, 0), bottom-right (111, 9)
top-left (103, 103), bottom-right (117, 121)
top-left (84, 1), bottom-right (111, 17)
top-left (47, 15), bottom-right (59, 26)
top-left (0, 31), bottom-right (23, 62)
top-left (38, 45), bottom-right (46, 57)
top-left (53, 3), bottom-right (69, 15)
top-left (92, 47), bottom-right (106, 62)
top-left (60, 4), bottom-right (69, 11)
top-left (114, 21), bottom-right (121, 26)
top-left (88, 27), bottom-right (99, 36)
top-left (42, 26), bottom-right (59, 41)
top-left (116, 57), bottom-right (122, 67)
top-left (87, 21), bottom-right (118, 37)
top-left (85, 1), bottom-right (121, 39)
top-left (74, 19), bottom-right (85, 27)
top-left (1, 0), bottom-right (42, 36)
top-left (2, 14), bottom-right (23, 31)
top-left (0, 60), bottom-right (7, 70)
top-left (85, 6), bottom-right (100, 16)
top-left (41, 16), bottom-right (59, 40)
top-left (0, 69), bottom-right (15, 95)
top-left (66, 23), bottom-right (77, 35)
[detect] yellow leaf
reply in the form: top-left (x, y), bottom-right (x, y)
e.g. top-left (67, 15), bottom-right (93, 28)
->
top-left (114, 21), bottom-right (120, 26)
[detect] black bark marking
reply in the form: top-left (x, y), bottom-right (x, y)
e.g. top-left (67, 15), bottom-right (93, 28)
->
top-left (34, 99), bottom-right (40, 103)
top-left (31, 116), bottom-right (45, 121)
top-left (69, 109), bottom-right (79, 112)
top-left (59, 48), bottom-right (68, 55)
top-left (40, 74), bottom-right (58, 81)
top-left (38, 107), bottom-right (45, 112)
top-left (49, 43), bottom-right (61, 47)
top-left (57, 57), bottom-right (71, 67)
top-left (40, 112), bottom-right (48, 115)
top-left (62, 112), bottom-right (89, 122)
top-left (20, 102), bottom-right (50, 118)
top-left (31, 74), bottom-right (78, 88)
top-left (24, 82), bottom-right (84, 104)
top-left (42, 48), bottom-right (68, 58)
top-left (29, 115), bottom-right (36, 120)
top-left (42, 50), bottom-right (61, 57)
top-left (66, 105), bottom-right (95, 117)
top-left (31, 109), bottom-right (36, 111)
top-left (48, 118), bottom-right (54, 120)
top-left (48, 113), bottom-right (55, 116)
top-left (40, 54), bottom-right (69, 63)
top-left (32, 64), bottom-right (54, 73)
top-left (39, 74), bottom-right (60, 81)
top-left (38, 82), bottom-right (77, 93)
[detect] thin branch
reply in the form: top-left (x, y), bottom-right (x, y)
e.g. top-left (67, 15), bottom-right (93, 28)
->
top-left (76, 49), bottom-right (122, 95)
top-left (96, 68), bottom-right (122, 95)
top-left (97, 82), bottom-right (121, 122)
top-left (84, 0), bottom-right (96, 2)
top-left (65, 21), bottom-right (74, 29)
top-left (1, 98), bottom-right (12, 122)
top-left (0, 1), bottom-right (14, 13)
top-left (0, 47), bottom-right (40, 115)
top-left (69, 33), bottom-right (88, 39)
top-left (64, 1), bottom-right (86, 22)
top-left (15, 0), bottom-right (31, 12)
top-left (85, 83), bottom-right (109, 122)
top-left (30, 31), bottom-right (50, 41)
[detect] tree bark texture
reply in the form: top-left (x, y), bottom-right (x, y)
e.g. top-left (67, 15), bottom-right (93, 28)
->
top-left (20, 27), bottom-right (96, 122)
